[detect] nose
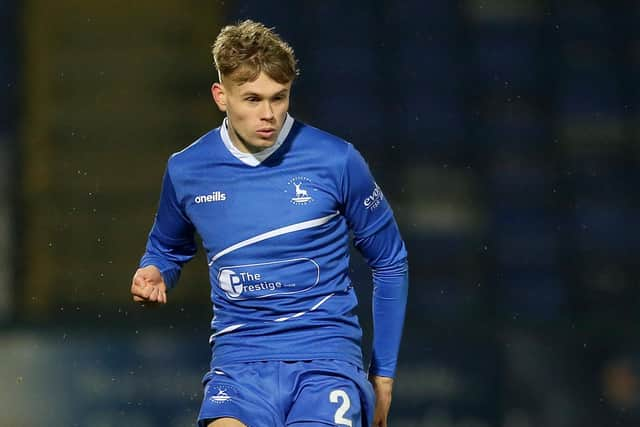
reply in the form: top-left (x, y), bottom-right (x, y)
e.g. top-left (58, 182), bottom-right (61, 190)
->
top-left (260, 101), bottom-right (275, 121)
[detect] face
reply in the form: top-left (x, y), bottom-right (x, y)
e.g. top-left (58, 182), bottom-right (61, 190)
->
top-left (211, 71), bottom-right (292, 154)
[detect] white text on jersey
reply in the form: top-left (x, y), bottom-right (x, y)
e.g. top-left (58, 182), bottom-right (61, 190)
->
top-left (195, 191), bottom-right (227, 204)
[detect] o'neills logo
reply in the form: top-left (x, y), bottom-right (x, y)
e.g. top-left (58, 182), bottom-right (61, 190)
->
top-left (194, 191), bottom-right (227, 204)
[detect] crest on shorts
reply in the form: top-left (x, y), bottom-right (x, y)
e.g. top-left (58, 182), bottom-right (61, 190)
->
top-left (209, 385), bottom-right (236, 404)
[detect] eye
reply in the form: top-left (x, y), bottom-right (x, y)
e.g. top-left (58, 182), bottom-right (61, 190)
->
top-left (245, 96), bottom-right (259, 102)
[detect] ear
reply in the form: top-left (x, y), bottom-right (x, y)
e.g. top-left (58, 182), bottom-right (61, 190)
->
top-left (211, 83), bottom-right (227, 112)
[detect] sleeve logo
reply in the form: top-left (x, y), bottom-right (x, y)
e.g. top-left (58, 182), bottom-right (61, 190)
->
top-left (363, 183), bottom-right (384, 210)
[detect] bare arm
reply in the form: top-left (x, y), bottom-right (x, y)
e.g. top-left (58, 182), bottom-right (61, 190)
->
top-left (369, 375), bottom-right (394, 427)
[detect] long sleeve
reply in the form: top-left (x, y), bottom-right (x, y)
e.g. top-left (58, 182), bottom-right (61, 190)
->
top-left (139, 166), bottom-right (197, 288)
top-left (340, 144), bottom-right (409, 378)
top-left (354, 220), bottom-right (408, 377)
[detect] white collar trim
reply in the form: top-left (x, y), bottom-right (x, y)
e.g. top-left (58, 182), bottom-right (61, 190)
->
top-left (220, 114), bottom-right (294, 166)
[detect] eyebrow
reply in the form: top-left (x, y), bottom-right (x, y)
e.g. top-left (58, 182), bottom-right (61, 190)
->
top-left (242, 89), bottom-right (289, 98)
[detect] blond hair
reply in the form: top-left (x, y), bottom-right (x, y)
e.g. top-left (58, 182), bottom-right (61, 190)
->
top-left (212, 20), bottom-right (299, 85)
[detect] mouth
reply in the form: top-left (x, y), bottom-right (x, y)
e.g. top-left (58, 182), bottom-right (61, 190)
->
top-left (256, 128), bottom-right (276, 139)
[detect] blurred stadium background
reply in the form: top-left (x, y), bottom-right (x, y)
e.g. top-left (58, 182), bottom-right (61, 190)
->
top-left (1, 1), bottom-right (640, 426)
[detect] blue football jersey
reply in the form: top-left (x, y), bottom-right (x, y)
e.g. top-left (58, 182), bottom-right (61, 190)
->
top-left (141, 114), bottom-right (408, 374)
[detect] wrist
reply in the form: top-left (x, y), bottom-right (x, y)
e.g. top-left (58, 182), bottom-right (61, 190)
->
top-left (369, 374), bottom-right (394, 390)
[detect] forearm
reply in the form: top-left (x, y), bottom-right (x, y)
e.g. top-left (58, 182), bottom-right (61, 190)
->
top-left (370, 260), bottom-right (408, 377)
top-left (138, 165), bottom-right (197, 288)
top-left (353, 219), bottom-right (409, 377)
top-left (140, 222), bottom-right (196, 289)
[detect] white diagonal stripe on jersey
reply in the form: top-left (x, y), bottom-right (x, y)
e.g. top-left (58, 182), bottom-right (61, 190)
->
top-left (273, 293), bottom-right (335, 322)
top-left (208, 211), bottom-right (340, 266)
top-left (209, 323), bottom-right (246, 342)
top-left (310, 293), bottom-right (335, 310)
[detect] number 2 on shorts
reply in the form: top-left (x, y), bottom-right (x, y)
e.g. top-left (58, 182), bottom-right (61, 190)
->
top-left (329, 389), bottom-right (353, 426)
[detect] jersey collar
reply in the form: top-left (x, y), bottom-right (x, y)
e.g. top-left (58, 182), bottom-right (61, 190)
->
top-left (220, 114), bottom-right (294, 166)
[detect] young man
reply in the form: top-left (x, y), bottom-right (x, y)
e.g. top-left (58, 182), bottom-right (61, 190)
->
top-left (130, 20), bottom-right (408, 427)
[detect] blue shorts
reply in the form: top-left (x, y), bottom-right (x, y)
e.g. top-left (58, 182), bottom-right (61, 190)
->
top-left (197, 359), bottom-right (375, 427)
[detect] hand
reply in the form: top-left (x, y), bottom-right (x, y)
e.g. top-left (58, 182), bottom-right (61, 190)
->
top-left (130, 265), bottom-right (168, 305)
top-left (369, 374), bottom-right (394, 427)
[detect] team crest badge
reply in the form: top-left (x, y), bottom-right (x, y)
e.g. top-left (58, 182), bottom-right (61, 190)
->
top-left (287, 176), bottom-right (314, 205)
top-left (208, 385), bottom-right (237, 404)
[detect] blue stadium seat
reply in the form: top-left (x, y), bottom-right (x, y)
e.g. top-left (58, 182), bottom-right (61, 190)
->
top-left (491, 205), bottom-right (558, 266)
top-left (479, 109), bottom-right (548, 150)
top-left (393, 43), bottom-right (462, 91)
top-left (557, 69), bottom-right (623, 116)
top-left (300, 2), bottom-right (378, 47)
top-left (384, 1), bottom-right (459, 34)
top-left (574, 199), bottom-right (636, 254)
top-left (400, 96), bottom-right (465, 147)
top-left (554, 2), bottom-right (609, 35)
top-left (311, 92), bottom-right (385, 146)
top-left (304, 47), bottom-right (381, 89)
top-left (500, 271), bottom-right (566, 321)
top-left (471, 30), bottom-right (541, 92)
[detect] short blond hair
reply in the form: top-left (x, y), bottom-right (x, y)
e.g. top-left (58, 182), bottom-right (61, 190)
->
top-left (212, 20), bottom-right (299, 85)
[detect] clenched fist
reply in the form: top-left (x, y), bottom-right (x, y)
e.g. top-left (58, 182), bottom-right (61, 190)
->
top-left (130, 265), bottom-right (168, 304)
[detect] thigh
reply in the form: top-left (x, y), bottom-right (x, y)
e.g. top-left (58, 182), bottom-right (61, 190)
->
top-left (198, 363), bottom-right (282, 427)
top-left (285, 360), bottom-right (374, 427)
